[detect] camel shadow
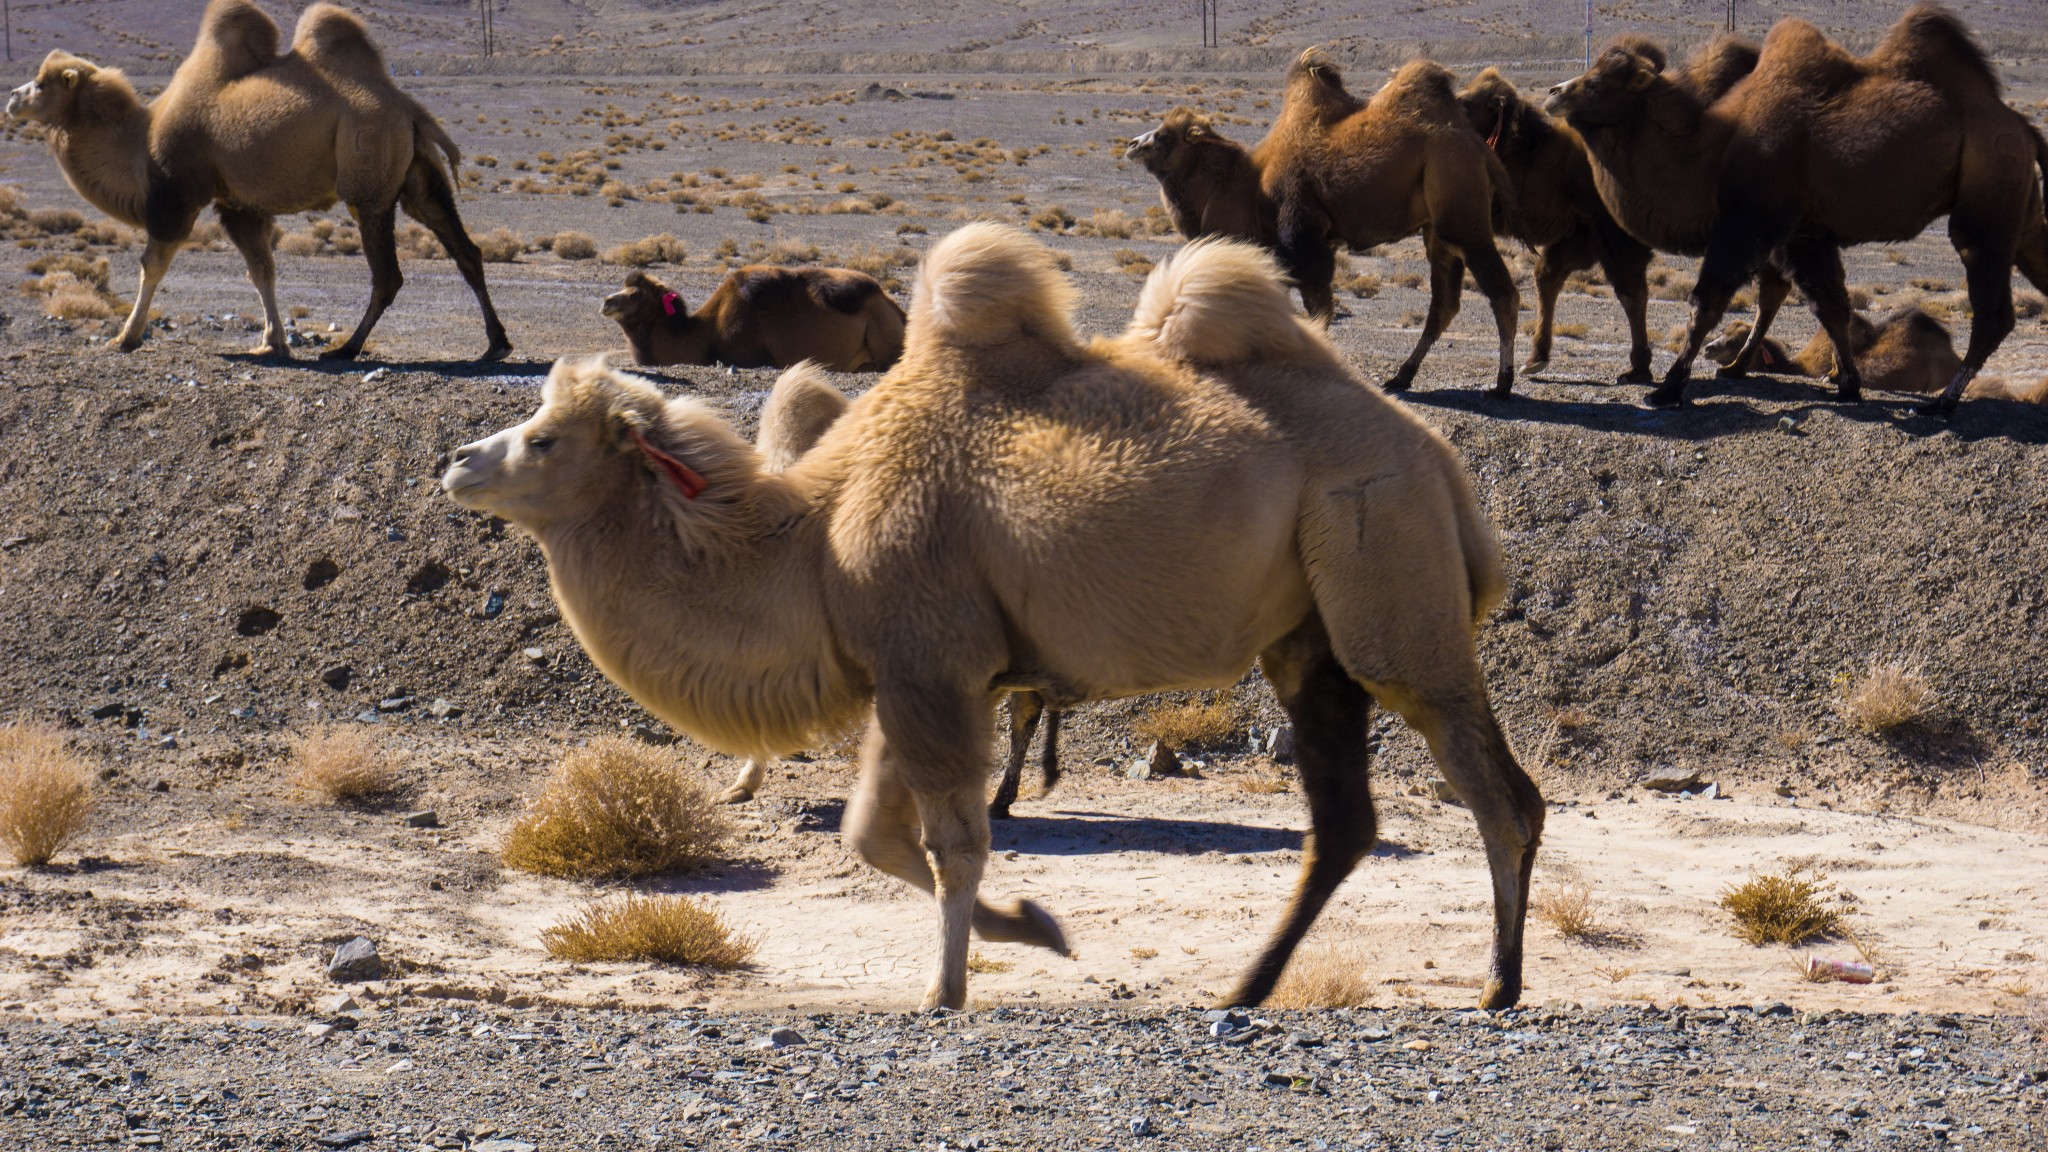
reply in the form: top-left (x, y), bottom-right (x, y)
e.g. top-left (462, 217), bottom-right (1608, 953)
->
top-left (992, 811), bottom-right (1312, 856)
top-left (220, 351), bottom-right (557, 379)
top-left (634, 859), bottom-right (781, 895)
top-left (1405, 372), bottom-right (2048, 444)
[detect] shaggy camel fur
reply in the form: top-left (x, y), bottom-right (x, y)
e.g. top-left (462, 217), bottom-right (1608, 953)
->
top-left (1456, 69), bottom-right (1655, 383)
top-left (1547, 6), bottom-right (2048, 410)
top-left (1260, 53), bottom-right (1523, 395)
top-left (718, 363), bottom-right (1063, 814)
top-left (1125, 108), bottom-right (1276, 247)
top-left (4, 0), bottom-right (510, 361)
top-left (443, 224), bottom-right (1542, 1012)
top-left (1705, 308), bottom-right (2048, 403)
top-left (602, 267), bottom-right (906, 373)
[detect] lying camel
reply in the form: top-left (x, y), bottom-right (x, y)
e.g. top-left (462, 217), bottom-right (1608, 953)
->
top-left (1705, 307), bottom-right (2048, 402)
top-left (443, 224), bottom-right (1542, 1012)
top-left (1125, 107), bottom-right (1275, 247)
top-left (719, 362), bottom-right (1063, 816)
top-left (1548, 6), bottom-right (2048, 410)
top-left (3, 0), bottom-right (510, 361)
top-left (1456, 69), bottom-right (1655, 383)
top-left (602, 267), bottom-right (906, 373)
top-left (1261, 53), bottom-right (1522, 395)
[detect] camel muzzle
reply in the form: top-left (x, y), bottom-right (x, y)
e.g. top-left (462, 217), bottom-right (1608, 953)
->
top-left (4, 86), bottom-right (31, 119)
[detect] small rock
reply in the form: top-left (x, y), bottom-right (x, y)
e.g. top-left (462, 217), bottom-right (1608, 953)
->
top-left (1128, 1115), bottom-right (1155, 1137)
top-left (1640, 766), bottom-right (1702, 793)
top-left (157, 735), bottom-right (177, 750)
top-left (1402, 1038), bottom-right (1432, 1052)
top-left (385, 1058), bottom-right (415, 1073)
top-left (327, 936), bottom-right (383, 983)
top-left (1127, 742), bottom-right (1181, 780)
top-left (319, 993), bottom-right (359, 1015)
top-left (376, 695), bottom-right (412, 713)
top-left (765, 1026), bottom-right (806, 1048)
top-left (319, 665), bottom-right (353, 691)
top-left (150, 779), bottom-right (171, 793)
top-left (314, 1130), bottom-right (371, 1149)
top-left (523, 647), bottom-right (546, 662)
top-left (353, 710), bottom-right (381, 724)
top-left (1265, 725), bottom-right (1296, 763)
top-left (402, 810), bottom-right (440, 829)
top-left (482, 590), bottom-right (506, 618)
top-left (304, 1022), bottom-right (338, 1040)
top-left (1759, 1001), bottom-right (1794, 1017)
top-left (90, 701), bottom-right (128, 720)
top-left (1778, 415), bottom-right (1803, 435)
top-left (428, 698), bottom-right (462, 719)
top-left (470, 1141), bottom-right (537, 1152)
top-left (361, 367), bottom-right (391, 384)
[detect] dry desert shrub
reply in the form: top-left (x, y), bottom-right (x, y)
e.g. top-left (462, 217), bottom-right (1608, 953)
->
top-left (0, 724), bottom-right (97, 866)
top-left (27, 207), bottom-right (84, 235)
top-left (551, 231), bottom-right (598, 260)
top-left (44, 278), bottom-right (116, 320)
top-left (276, 230), bottom-right (324, 257)
top-left (602, 232), bottom-right (687, 267)
top-left (1075, 208), bottom-right (1137, 239)
top-left (1132, 694), bottom-right (1239, 751)
top-left (1531, 881), bottom-right (1607, 940)
top-left (966, 950), bottom-right (1015, 974)
top-left (502, 737), bottom-right (731, 879)
top-left (1839, 660), bottom-right (1935, 733)
top-left (288, 726), bottom-right (396, 802)
top-left (475, 227), bottom-right (525, 263)
top-left (1719, 865), bottom-right (1844, 946)
top-left (1345, 273), bottom-right (1381, 298)
top-left (1111, 248), bottom-right (1154, 278)
top-left (541, 894), bottom-right (755, 968)
top-left (1267, 939), bottom-right (1373, 1009)
top-left (396, 222), bottom-right (445, 260)
top-left (1029, 204), bottom-right (1075, 232)
top-left (765, 236), bottom-right (820, 265)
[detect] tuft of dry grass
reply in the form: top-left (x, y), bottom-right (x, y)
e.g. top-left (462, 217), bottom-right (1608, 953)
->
top-left (551, 231), bottom-right (598, 260)
top-left (0, 724), bottom-right (97, 866)
top-left (502, 737), bottom-right (731, 879)
top-left (287, 726), bottom-right (397, 803)
top-left (1839, 660), bottom-right (1935, 733)
top-left (1132, 694), bottom-right (1239, 751)
top-left (475, 227), bottom-right (525, 263)
top-left (276, 230), bottom-right (324, 257)
top-left (396, 222), bottom-right (445, 260)
top-left (541, 894), bottom-right (755, 968)
top-left (602, 232), bottom-right (687, 267)
top-left (1267, 940), bottom-right (1373, 1009)
top-left (966, 950), bottom-right (1015, 974)
top-left (1719, 864), bottom-right (1845, 946)
top-left (1531, 881), bottom-right (1606, 940)
top-left (1344, 273), bottom-right (1381, 298)
top-left (44, 278), bottom-right (116, 320)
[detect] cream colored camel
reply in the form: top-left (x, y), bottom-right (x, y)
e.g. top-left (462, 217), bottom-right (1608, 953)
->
top-left (442, 224), bottom-right (1542, 1012)
top-left (4, 0), bottom-right (510, 361)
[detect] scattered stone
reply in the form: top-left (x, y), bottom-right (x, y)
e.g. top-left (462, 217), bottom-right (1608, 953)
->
top-left (386, 1058), bottom-right (415, 1073)
top-left (319, 665), bottom-right (353, 691)
top-left (150, 779), bottom-right (170, 793)
top-left (318, 993), bottom-right (359, 1015)
top-left (304, 1022), bottom-right (338, 1040)
top-left (1403, 1039), bottom-right (1432, 1052)
top-left (428, 698), bottom-right (462, 719)
top-left (482, 590), bottom-right (506, 618)
top-left (316, 1134), bottom-right (372, 1151)
top-left (523, 647), bottom-right (546, 662)
top-left (1640, 766), bottom-right (1702, 793)
top-left (89, 701), bottom-right (128, 720)
top-left (1128, 1114), bottom-right (1154, 1137)
top-left (361, 367), bottom-right (391, 384)
top-left (765, 1026), bottom-right (806, 1048)
top-left (157, 734), bottom-right (177, 749)
top-left (470, 1140), bottom-right (537, 1152)
top-left (402, 810), bottom-right (441, 829)
top-left (327, 936), bottom-right (382, 983)
top-left (377, 695), bottom-right (412, 712)
top-left (1126, 742), bottom-right (1182, 780)
top-left (1265, 725), bottom-right (1296, 763)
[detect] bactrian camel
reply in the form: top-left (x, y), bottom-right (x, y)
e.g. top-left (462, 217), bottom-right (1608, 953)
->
top-left (718, 362), bottom-right (1063, 817)
top-left (1547, 5), bottom-right (2048, 410)
top-left (4, 0), bottom-right (510, 361)
top-left (602, 267), bottom-right (906, 373)
top-left (442, 223), bottom-right (1543, 1012)
top-left (1706, 307), bottom-right (2048, 403)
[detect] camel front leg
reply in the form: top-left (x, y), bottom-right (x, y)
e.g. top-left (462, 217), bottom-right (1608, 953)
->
top-left (717, 758), bottom-right (769, 805)
top-left (217, 207), bottom-right (289, 359)
top-left (1597, 224), bottom-right (1656, 384)
top-left (988, 691), bottom-right (1045, 820)
top-left (1650, 222), bottom-right (1771, 408)
top-left (1723, 264), bottom-right (1791, 378)
top-left (115, 237), bottom-right (182, 352)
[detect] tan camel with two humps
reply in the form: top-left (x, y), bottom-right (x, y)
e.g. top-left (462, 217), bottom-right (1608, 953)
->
top-left (5, 0), bottom-right (510, 361)
top-left (443, 223), bottom-right (1541, 1012)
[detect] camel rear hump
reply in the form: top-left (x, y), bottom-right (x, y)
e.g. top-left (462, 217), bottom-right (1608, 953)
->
top-left (1871, 3), bottom-right (2002, 96)
top-left (908, 222), bottom-right (1079, 353)
top-left (292, 2), bottom-right (389, 77)
top-left (1125, 238), bottom-right (1325, 365)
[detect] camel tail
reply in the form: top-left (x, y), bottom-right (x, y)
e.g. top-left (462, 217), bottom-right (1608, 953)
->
top-left (910, 222), bottom-right (1079, 352)
top-left (413, 111), bottom-right (463, 185)
top-left (1127, 237), bottom-right (1322, 364)
top-left (1446, 453), bottom-right (1506, 626)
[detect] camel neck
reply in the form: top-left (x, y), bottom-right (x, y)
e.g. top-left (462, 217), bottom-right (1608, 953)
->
top-left (49, 97), bottom-right (153, 229)
top-left (533, 484), bottom-right (865, 759)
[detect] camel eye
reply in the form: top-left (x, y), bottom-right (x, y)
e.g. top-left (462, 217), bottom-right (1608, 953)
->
top-left (526, 435), bottom-right (556, 453)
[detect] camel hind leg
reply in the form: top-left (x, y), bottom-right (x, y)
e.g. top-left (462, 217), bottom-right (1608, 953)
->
top-left (988, 691), bottom-right (1045, 820)
top-left (1923, 215), bottom-right (2021, 415)
top-left (1225, 616), bottom-right (1378, 1007)
top-left (1595, 220), bottom-right (1656, 384)
top-left (1458, 235), bottom-right (1521, 397)
top-left (1721, 264), bottom-right (1792, 378)
top-left (216, 207), bottom-right (290, 359)
top-left (322, 204), bottom-right (402, 362)
top-left (717, 758), bottom-right (768, 804)
top-left (1783, 238), bottom-right (1864, 402)
top-left (1525, 233), bottom-right (1592, 377)
top-left (1384, 231), bottom-right (1462, 393)
top-left (399, 157), bottom-right (513, 362)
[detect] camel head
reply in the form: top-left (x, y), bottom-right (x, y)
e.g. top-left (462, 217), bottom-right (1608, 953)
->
top-left (1125, 107), bottom-right (1221, 172)
top-left (1544, 38), bottom-right (1665, 124)
top-left (1456, 68), bottom-right (1530, 151)
top-left (1702, 321), bottom-right (1754, 366)
top-left (601, 270), bottom-right (683, 329)
top-left (443, 357), bottom-right (768, 538)
top-left (7, 51), bottom-right (106, 124)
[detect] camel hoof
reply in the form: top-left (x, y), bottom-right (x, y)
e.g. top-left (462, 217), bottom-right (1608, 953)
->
top-left (1642, 383), bottom-right (1689, 409)
top-left (318, 345), bottom-right (363, 362)
top-left (115, 335), bottom-right (146, 353)
top-left (1478, 978), bottom-right (1520, 1011)
top-left (988, 803), bottom-right (1012, 821)
top-left (714, 786), bottom-right (755, 805)
top-left (1835, 383), bottom-right (1863, 404)
top-left (1921, 394), bottom-right (1959, 418)
top-left (249, 343), bottom-right (291, 360)
top-left (1519, 357), bottom-right (1549, 376)
top-left (480, 340), bottom-right (514, 364)
top-left (1617, 367), bottom-right (1655, 385)
top-left (1380, 377), bottom-right (1414, 395)
top-left (1715, 364), bottom-right (1749, 380)
top-left (1016, 899), bottom-right (1070, 957)
top-left (1487, 374), bottom-right (1515, 398)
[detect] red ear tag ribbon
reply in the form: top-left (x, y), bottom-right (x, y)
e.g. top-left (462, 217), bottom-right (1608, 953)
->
top-left (629, 428), bottom-right (707, 499)
top-left (660, 292), bottom-right (681, 317)
top-left (1485, 99), bottom-right (1505, 152)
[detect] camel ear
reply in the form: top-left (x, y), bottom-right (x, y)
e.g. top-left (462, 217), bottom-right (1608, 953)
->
top-left (1186, 122), bottom-right (1208, 139)
top-left (1626, 64), bottom-right (1655, 92)
top-left (61, 68), bottom-right (82, 88)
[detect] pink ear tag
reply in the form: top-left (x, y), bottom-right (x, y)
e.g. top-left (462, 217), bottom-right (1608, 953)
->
top-left (660, 292), bottom-right (681, 317)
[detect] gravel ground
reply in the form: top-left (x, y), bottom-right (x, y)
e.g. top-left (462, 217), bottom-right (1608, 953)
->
top-left (3, 1003), bottom-right (2044, 1150)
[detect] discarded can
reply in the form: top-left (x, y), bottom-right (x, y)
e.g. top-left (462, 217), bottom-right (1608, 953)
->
top-left (1806, 955), bottom-right (1875, 984)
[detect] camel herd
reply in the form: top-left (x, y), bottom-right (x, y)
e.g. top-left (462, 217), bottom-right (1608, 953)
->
top-left (7, 1), bottom-right (2048, 1012)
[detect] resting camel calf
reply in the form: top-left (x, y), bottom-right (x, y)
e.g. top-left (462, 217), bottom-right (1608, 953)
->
top-left (721, 363), bottom-right (1064, 816)
top-left (4, 0), bottom-right (510, 361)
top-left (602, 267), bottom-right (906, 373)
top-left (443, 224), bottom-right (1542, 1012)
top-left (1261, 53), bottom-right (1523, 396)
top-left (1549, 5), bottom-right (2048, 411)
top-left (1706, 307), bottom-right (2048, 402)
top-left (1456, 69), bottom-right (1655, 383)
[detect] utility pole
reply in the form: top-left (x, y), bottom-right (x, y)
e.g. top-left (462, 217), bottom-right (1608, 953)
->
top-left (1199, 1), bottom-right (1218, 50)
top-left (479, 0), bottom-right (494, 59)
top-left (5, 0), bottom-right (13, 65)
top-left (1726, 0), bottom-right (1737, 34)
top-left (1584, 0), bottom-right (1593, 69)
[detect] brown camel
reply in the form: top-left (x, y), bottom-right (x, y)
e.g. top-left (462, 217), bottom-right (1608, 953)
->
top-left (3, 0), bottom-right (510, 361)
top-left (720, 362), bottom-right (1063, 816)
top-left (442, 224), bottom-right (1541, 1012)
top-left (1547, 5), bottom-right (2048, 411)
top-left (1456, 69), bottom-right (1656, 383)
top-left (1125, 107), bottom-right (1276, 247)
top-left (1260, 53), bottom-right (1523, 395)
top-left (602, 267), bottom-right (906, 373)
top-left (1706, 306), bottom-right (2045, 402)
